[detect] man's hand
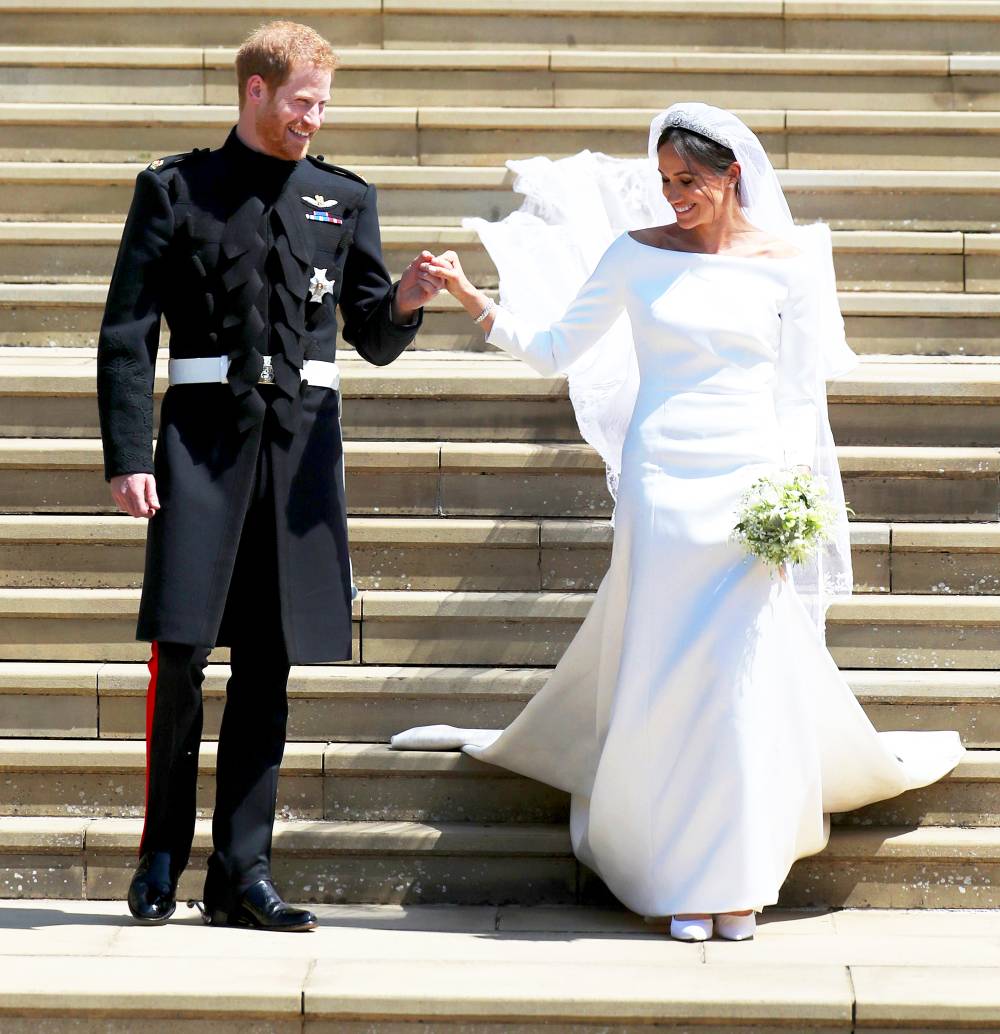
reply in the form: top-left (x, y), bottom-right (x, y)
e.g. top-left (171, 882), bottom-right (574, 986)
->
top-left (393, 250), bottom-right (447, 322)
top-left (111, 473), bottom-right (160, 519)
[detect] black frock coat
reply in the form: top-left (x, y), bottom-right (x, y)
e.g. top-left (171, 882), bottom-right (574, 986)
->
top-left (97, 129), bottom-right (422, 663)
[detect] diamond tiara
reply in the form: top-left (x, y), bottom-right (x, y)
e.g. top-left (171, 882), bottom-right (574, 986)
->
top-left (660, 111), bottom-right (734, 150)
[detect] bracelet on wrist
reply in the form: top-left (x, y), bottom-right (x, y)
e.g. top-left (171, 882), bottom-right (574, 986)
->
top-left (472, 299), bottom-right (496, 325)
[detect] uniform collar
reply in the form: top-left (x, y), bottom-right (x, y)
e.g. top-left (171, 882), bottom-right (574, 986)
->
top-left (223, 126), bottom-right (301, 183)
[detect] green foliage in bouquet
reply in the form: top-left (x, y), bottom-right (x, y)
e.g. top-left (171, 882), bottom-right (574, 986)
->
top-left (732, 471), bottom-right (841, 570)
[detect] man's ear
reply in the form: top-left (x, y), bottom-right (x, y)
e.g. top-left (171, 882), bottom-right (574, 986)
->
top-left (245, 74), bottom-right (266, 107)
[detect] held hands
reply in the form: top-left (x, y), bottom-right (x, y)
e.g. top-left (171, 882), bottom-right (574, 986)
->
top-left (421, 251), bottom-right (474, 299)
top-left (394, 250), bottom-right (449, 321)
top-left (111, 473), bottom-right (160, 519)
top-left (421, 252), bottom-right (497, 331)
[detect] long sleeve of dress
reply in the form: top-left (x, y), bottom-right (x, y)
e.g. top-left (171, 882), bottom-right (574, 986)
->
top-left (97, 168), bottom-right (174, 481)
top-left (775, 263), bottom-right (824, 469)
top-left (486, 237), bottom-right (626, 377)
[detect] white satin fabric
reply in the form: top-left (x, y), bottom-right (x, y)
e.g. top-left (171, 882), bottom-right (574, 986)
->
top-left (469, 105), bottom-right (859, 628)
top-left (393, 234), bottom-right (963, 916)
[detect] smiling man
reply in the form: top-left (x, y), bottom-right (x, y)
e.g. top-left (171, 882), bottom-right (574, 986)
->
top-left (97, 21), bottom-right (441, 931)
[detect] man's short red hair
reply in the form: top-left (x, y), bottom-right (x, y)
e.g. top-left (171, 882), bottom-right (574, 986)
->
top-left (235, 21), bottom-right (338, 109)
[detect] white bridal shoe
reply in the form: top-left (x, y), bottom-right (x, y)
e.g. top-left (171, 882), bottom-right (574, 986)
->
top-left (715, 912), bottom-right (756, 941)
top-left (669, 916), bottom-right (713, 942)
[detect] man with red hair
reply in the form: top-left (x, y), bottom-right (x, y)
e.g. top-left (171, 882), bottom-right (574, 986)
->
top-left (98, 21), bottom-right (442, 931)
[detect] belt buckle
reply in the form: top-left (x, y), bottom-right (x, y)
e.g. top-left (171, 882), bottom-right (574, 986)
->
top-left (258, 358), bottom-right (275, 385)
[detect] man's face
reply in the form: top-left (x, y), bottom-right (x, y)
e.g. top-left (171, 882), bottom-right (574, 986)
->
top-left (252, 63), bottom-right (331, 160)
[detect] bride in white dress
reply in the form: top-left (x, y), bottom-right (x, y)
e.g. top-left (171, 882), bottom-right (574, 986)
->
top-left (394, 103), bottom-right (964, 942)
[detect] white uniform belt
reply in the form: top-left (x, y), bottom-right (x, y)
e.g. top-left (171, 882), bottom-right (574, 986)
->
top-left (168, 356), bottom-right (341, 391)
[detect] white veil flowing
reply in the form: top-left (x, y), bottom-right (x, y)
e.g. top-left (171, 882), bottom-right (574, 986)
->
top-left (465, 101), bottom-right (857, 629)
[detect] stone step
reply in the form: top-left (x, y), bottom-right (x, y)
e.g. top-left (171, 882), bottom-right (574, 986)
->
top-left (4, 913), bottom-right (1000, 1034)
top-left (0, 221), bottom-right (981, 293)
top-left (2, 103), bottom-right (1000, 170)
top-left (1, 47), bottom-right (998, 111)
top-left (0, 737), bottom-right (991, 828)
top-left (2, 661), bottom-right (997, 748)
top-left (0, 515), bottom-right (894, 593)
top-left (3, 162), bottom-right (999, 232)
top-left (2, 587), bottom-right (1000, 667)
top-left (2, 438), bottom-right (998, 522)
top-left (2, 0), bottom-right (1000, 54)
top-left (0, 813), bottom-right (996, 908)
top-left (4, 351), bottom-right (1000, 447)
top-left (7, 515), bottom-right (1000, 597)
top-left (4, 280), bottom-right (1000, 354)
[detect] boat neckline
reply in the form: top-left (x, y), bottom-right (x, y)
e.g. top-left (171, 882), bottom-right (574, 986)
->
top-left (624, 231), bottom-right (802, 262)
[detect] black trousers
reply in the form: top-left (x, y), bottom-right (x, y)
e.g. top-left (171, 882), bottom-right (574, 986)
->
top-left (139, 431), bottom-right (290, 905)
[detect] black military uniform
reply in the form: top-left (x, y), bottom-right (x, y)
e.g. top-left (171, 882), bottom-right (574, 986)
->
top-left (97, 128), bottom-right (422, 927)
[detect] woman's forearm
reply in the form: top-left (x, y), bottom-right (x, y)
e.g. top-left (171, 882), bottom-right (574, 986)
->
top-left (452, 278), bottom-right (498, 336)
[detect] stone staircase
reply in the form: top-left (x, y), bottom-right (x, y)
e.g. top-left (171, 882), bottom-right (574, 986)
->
top-left (1, 0), bottom-right (1000, 938)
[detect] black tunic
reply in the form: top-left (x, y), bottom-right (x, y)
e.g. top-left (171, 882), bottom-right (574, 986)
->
top-left (97, 129), bottom-right (422, 662)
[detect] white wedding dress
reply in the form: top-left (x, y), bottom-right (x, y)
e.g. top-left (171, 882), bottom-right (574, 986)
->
top-left (395, 231), bottom-right (963, 916)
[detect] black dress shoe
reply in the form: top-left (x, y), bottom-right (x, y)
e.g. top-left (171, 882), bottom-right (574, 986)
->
top-left (127, 851), bottom-right (177, 923)
top-left (202, 879), bottom-right (317, 932)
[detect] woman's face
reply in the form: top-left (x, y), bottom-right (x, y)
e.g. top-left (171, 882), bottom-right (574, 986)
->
top-left (657, 141), bottom-right (738, 230)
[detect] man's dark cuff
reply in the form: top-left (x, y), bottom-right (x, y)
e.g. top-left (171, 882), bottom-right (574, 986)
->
top-left (104, 453), bottom-right (154, 483)
top-left (387, 281), bottom-right (423, 330)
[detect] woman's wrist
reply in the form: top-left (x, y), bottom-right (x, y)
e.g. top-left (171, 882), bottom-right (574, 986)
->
top-left (455, 279), bottom-right (488, 315)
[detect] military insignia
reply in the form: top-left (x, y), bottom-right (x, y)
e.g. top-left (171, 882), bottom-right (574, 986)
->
top-left (305, 211), bottom-right (343, 225)
top-left (301, 194), bottom-right (337, 208)
top-left (309, 268), bottom-right (336, 303)
top-left (149, 159), bottom-right (164, 170)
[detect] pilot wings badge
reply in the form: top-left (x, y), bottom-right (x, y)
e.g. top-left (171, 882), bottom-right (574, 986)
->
top-left (301, 194), bottom-right (338, 209)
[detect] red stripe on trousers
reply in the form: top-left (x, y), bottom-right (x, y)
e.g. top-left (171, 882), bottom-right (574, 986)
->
top-left (138, 641), bottom-right (159, 857)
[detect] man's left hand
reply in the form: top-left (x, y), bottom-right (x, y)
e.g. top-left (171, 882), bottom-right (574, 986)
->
top-left (393, 250), bottom-right (447, 322)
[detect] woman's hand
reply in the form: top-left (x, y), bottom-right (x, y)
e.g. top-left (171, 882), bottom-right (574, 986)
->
top-left (421, 251), bottom-right (473, 299)
top-left (422, 251), bottom-right (498, 334)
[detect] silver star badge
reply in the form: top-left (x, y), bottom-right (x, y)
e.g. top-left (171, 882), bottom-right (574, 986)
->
top-left (302, 194), bottom-right (337, 208)
top-left (309, 267), bottom-right (336, 303)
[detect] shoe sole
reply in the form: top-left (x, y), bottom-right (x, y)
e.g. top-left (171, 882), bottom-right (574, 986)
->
top-left (232, 917), bottom-right (318, 932)
top-left (127, 904), bottom-right (176, 924)
top-left (204, 910), bottom-right (318, 932)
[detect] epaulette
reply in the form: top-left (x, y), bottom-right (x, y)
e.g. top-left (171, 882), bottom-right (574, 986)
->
top-left (146, 147), bottom-right (210, 173)
top-left (306, 153), bottom-right (367, 186)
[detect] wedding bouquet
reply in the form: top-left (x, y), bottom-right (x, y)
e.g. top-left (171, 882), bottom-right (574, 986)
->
top-left (732, 470), bottom-right (840, 571)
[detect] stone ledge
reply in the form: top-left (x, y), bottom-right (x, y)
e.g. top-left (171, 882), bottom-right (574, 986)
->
top-left (0, 45), bottom-right (963, 74)
top-left (0, 814), bottom-right (87, 850)
top-left (0, 0), bottom-right (380, 10)
top-left (84, 816), bottom-right (572, 855)
top-left (304, 958), bottom-right (852, 1024)
top-left (0, 222), bottom-right (971, 254)
top-left (851, 965), bottom-right (1000, 1026)
top-left (0, 102), bottom-right (417, 127)
top-left (0, 955), bottom-right (310, 1017)
top-left (0, 659), bottom-right (99, 692)
top-left (5, 161), bottom-right (1000, 194)
top-left (785, 0), bottom-right (1000, 19)
top-left (382, 0), bottom-right (783, 13)
top-left (0, 738), bottom-right (324, 772)
top-left (7, 350), bottom-right (1000, 402)
top-left (0, 45), bottom-right (202, 66)
top-left (6, 282), bottom-right (1000, 317)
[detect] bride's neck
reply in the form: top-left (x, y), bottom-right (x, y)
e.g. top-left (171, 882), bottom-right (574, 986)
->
top-left (678, 210), bottom-right (760, 255)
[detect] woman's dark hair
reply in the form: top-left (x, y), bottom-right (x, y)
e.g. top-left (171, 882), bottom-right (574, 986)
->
top-left (656, 125), bottom-right (742, 206)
